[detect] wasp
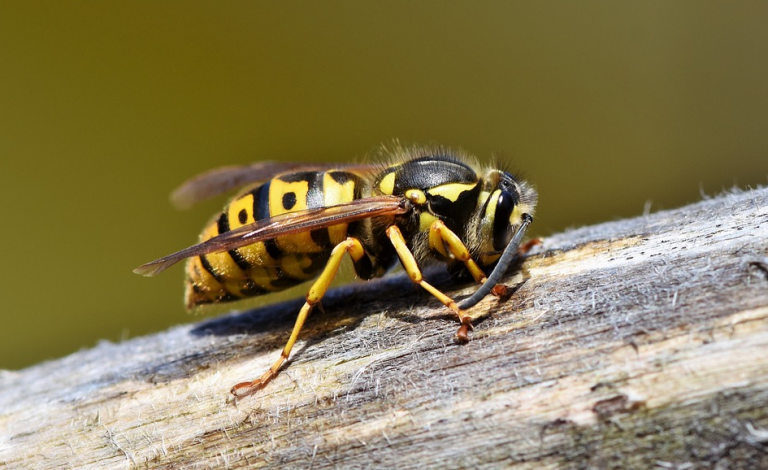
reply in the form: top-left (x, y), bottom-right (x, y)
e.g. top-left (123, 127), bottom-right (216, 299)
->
top-left (134, 143), bottom-right (537, 397)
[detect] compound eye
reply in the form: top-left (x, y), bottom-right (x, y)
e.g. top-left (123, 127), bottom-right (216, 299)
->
top-left (492, 192), bottom-right (516, 251)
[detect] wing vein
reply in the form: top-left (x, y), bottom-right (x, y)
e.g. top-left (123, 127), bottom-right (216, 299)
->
top-left (134, 196), bottom-right (407, 276)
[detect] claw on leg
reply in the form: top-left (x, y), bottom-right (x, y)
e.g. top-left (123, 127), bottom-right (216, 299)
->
top-left (488, 238), bottom-right (542, 298)
top-left (231, 375), bottom-right (269, 398)
top-left (456, 317), bottom-right (473, 343)
top-left (491, 284), bottom-right (509, 297)
top-left (518, 238), bottom-right (542, 255)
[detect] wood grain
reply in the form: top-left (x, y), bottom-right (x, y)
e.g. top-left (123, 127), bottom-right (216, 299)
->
top-left (2, 187), bottom-right (767, 469)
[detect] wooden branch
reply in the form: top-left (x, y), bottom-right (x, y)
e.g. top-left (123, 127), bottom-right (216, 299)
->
top-left (2, 188), bottom-right (768, 469)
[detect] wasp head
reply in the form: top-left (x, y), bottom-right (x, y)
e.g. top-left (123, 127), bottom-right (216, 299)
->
top-left (473, 169), bottom-right (537, 267)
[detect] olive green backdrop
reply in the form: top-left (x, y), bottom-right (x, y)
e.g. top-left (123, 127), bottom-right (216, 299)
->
top-left (1, 2), bottom-right (766, 369)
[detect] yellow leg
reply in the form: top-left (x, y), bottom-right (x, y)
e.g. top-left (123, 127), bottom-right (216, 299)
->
top-left (231, 237), bottom-right (367, 397)
top-left (430, 220), bottom-right (542, 298)
top-left (428, 219), bottom-right (487, 284)
top-left (386, 225), bottom-right (474, 342)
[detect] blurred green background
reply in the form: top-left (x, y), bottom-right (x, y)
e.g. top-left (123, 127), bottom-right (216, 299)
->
top-left (1, 2), bottom-right (766, 370)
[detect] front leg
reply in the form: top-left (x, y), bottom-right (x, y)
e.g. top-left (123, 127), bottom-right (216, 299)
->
top-left (428, 220), bottom-right (509, 297)
top-left (386, 225), bottom-right (474, 342)
top-left (430, 219), bottom-right (541, 297)
top-left (428, 219), bottom-right (488, 284)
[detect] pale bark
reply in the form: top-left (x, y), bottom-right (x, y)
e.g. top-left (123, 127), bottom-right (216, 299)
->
top-left (2, 187), bottom-right (768, 469)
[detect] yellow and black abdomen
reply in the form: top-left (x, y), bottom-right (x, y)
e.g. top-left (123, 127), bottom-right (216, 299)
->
top-left (185, 170), bottom-right (363, 308)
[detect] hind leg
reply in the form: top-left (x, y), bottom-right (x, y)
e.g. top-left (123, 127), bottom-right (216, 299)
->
top-left (231, 237), bottom-right (367, 397)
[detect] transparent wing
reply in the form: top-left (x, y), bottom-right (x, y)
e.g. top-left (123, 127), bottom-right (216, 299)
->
top-left (170, 162), bottom-right (378, 209)
top-left (134, 195), bottom-right (407, 276)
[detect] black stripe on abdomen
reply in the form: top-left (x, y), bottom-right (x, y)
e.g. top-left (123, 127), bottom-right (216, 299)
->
top-left (228, 249), bottom-right (251, 271)
top-left (252, 181), bottom-right (272, 221)
top-left (199, 255), bottom-right (224, 283)
top-left (216, 208), bottom-right (251, 270)
top-left (217, 212), bottom-right (230, 234)
top-left (250, 181), bottom-right (283, 260)
top-left (310, 228), bottom-right (331, 249)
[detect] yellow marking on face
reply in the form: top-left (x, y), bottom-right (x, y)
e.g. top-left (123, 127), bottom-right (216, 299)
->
top-left (427, 183), bottom-right (477, 202)
top-left (477, 190), bottom-right (490, 207)
top-left (378, 172), bottom-right (395, 195)
top-left (510, 206), bottom-right (524, 226)
top-left (419, 212), bottom-right (439, 232)
top-left (484, 190), bottom-right (501, 221)
top-left (475, 189), bottom-right (501, 258)
top-left (323, 173), bottom-right (355, 244)
top-left (513, 202), bottom-right (534, 223)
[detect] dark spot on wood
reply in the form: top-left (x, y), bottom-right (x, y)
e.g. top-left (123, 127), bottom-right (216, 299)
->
top-left (593, 394), bottom-right (630, 419)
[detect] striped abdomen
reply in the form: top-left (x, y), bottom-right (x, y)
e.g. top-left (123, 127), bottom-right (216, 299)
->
top-left (185, 170), bottom-right (363, 308)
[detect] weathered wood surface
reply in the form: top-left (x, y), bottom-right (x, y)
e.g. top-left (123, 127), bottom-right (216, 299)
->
top-left (2, 188), bottom-right (768, 469)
